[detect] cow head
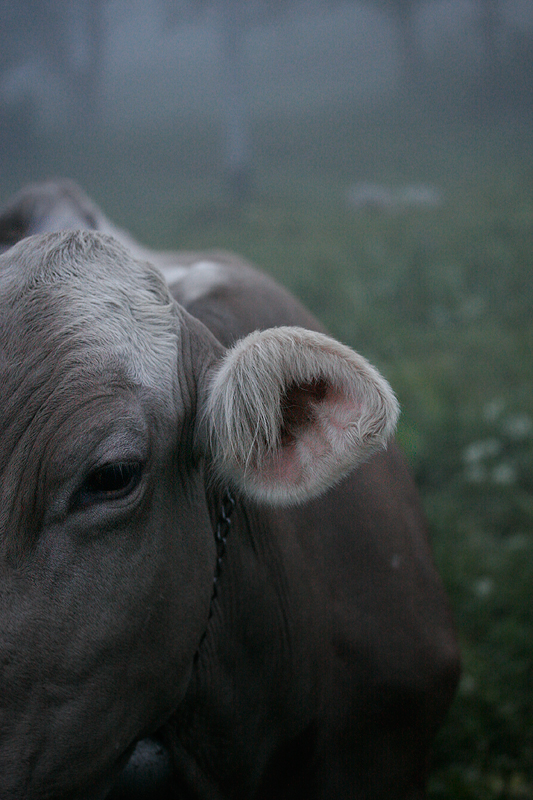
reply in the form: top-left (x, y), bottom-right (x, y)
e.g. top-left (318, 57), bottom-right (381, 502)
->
top-left (0, 179), bottom-right (136, 256)
top-left (0, 231), bottom-right (398, 798)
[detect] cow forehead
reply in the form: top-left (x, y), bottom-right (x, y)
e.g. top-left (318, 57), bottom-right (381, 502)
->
top-left (0, 230), bottom-right (179, 393)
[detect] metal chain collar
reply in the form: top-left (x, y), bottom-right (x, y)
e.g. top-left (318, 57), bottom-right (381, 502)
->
top-left (213, 488), bottom-right (235, 590)
top-left (194, 488), bottom-right (235, 662)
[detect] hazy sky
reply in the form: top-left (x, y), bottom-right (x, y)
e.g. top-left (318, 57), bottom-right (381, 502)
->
top-left (2, 0), bottom-right (532, 129)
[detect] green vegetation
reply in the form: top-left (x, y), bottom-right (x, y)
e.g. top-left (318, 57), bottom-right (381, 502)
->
top-left (4, 98), bottom-right (532, 799)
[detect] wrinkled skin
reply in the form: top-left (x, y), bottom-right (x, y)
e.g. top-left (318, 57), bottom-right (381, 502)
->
top-left (0, 278), bottom-right (220, 797)
top-left (0, 183), bottom-right (460, 799)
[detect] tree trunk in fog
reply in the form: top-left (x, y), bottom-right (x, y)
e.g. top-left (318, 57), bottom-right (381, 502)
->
top-left (478, 0), bottom-right (501, 69)
top-left (390, 0), bottom-right (421, 84)
top-left (69, 0), bottom-right (106, 129)
top-left (219, 0), bottom-right (253, 203)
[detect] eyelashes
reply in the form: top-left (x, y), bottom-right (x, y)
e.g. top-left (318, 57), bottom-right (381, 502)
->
top-left (75, 461), bottom-right (144, 508)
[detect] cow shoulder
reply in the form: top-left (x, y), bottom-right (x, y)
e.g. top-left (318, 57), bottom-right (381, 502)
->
top-left (0, 181), bottom-right (320, 342)
top-left (167, 250), bottom-right (323, 345)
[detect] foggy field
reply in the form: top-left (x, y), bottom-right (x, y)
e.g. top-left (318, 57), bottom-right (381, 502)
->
top-left (184, 113), bottom-right (533, 800)
top-left (1, 0), bottom-right (533, 795)
top-left (3, 97), bottom-right (533, 798)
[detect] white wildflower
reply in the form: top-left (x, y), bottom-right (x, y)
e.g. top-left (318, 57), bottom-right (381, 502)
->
top-left (483, 399), bottom-right (506, 423)
top-left (463, 439), bottom-right (502, 463)
top-left (473, 577), bottom-right (494, 598)
top-left (503, 414), bottom-right (533, 440)
top-left (492, 462), bottom-right (517, 485)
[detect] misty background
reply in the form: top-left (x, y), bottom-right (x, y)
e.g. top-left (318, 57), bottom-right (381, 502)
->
top-left (2, 2), bottom-right (533, 799)
top-left (2, 0), bottom-right (532, 214)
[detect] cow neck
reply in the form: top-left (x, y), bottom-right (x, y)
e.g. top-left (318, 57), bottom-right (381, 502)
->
top-left (194, 488), bottom-right (235, 663)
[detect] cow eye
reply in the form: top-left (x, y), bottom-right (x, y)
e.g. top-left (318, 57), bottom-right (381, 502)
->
top-left (77, 461), bottom-right (143, 507)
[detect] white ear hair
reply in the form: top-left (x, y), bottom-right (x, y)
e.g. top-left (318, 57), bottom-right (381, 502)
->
top-left (205, 327), bottom-right (399, 505)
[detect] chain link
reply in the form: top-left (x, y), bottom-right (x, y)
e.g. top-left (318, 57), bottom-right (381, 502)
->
top-left (213, 489), bottom-right (235, 586)
top-left (194, 488), bottom-right (235, 662)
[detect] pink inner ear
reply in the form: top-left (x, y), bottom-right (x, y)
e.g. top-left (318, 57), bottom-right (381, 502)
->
top-left (254, 378), bottom-right (350, 495)
top-left (257, 440), bottom-right (304, 487)
top-left (280, 378), bottom-right (328, 445)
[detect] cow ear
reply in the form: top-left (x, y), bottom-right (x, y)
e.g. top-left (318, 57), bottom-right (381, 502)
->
top-left (205, 327), bottom-right (399, 505)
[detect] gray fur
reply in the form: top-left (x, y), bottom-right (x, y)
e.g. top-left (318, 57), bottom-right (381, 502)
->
top-left (0, 181), bottom-right (460, 800)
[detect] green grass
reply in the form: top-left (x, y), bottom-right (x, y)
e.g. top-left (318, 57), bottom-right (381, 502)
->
top-left (3, 98), bottom-right (533, 798)
top-left (156, 115), bottom-right (533, 799)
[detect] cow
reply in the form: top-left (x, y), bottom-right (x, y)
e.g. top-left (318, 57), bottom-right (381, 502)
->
top-left (0, 181), bottom-right (460, 800)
